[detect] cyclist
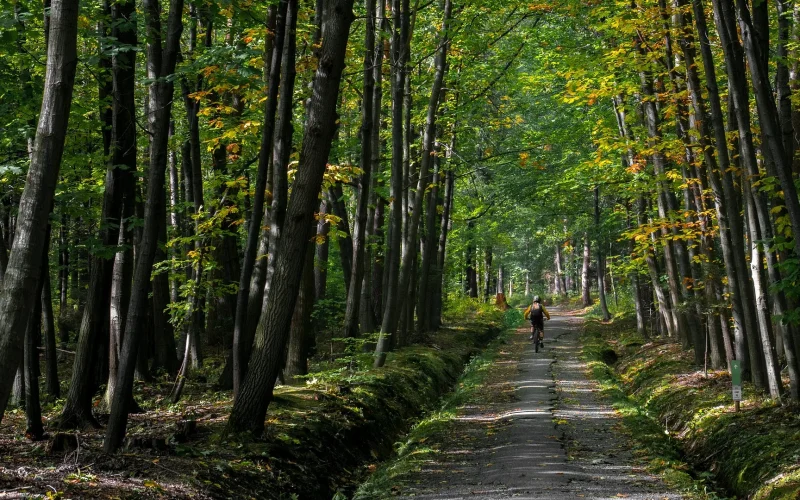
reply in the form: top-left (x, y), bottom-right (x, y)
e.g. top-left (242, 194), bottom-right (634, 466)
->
top-left (525, 295), bottom-right (550, 345)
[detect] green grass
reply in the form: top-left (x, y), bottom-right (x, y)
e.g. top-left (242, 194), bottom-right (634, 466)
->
top-left (582, 317), bottom-right (800, 500)
top-left (352, 309), bottom-right (524, 499)
top-left (581, 318), bottom-right (726, 499)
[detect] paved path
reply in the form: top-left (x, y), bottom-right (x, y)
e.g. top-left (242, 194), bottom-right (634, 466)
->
top-left (398, 311), bottom-right (684, 499)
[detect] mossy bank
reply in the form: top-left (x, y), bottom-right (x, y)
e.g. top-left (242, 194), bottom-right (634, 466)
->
top-left (582, 317), bottom-right (800, 499)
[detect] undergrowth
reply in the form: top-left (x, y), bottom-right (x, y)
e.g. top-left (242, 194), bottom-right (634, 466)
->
top-left (582, 317), bottom-right (800, 500)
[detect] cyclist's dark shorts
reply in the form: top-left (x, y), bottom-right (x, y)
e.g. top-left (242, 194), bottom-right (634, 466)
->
top-left (531, 317), bottom-right (544, 330)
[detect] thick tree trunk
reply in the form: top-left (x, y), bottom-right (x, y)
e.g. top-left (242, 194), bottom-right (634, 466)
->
top-left (226, 0), bottom-right (355, 435)
top-left (103, 0), bottom-right (183, 452)
top-left (0, 0), bottom-right (80, 423)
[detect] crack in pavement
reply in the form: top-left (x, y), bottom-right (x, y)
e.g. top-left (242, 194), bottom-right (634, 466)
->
top-left (395, 311), bottom-right (685, 499)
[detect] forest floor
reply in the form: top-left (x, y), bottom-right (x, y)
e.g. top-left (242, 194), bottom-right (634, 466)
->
top-left (0, 312), bottom-right (507, 499)
top-left (356, 309), bottom-right (691, 499)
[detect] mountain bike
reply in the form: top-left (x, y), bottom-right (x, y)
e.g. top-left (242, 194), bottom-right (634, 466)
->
top-left (531, 323), bottom-right (543, 353)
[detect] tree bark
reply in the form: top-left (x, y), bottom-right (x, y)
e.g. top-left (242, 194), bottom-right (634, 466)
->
top-left (314, 200), bottom-right (330, 302)
top-left (744, 178), bottom-right (783, 399)
top-left (343, 0), bottom-right (376, 338)
top-left (104, 0), bottom-right (183, 452)
top-left (226, 0), bottom-right (355, 435)
top-left (42, 253), bottom-right (59, 397)
top-left (225, 3), bottom-right (285, 394)
top-left (595, 187), bottom-right (611, 321)
top-left (581, 233), bottom-right (591, 307)
top-left (326, 183), bottom-right (353, 294)
top-left (0, 0), bottom-right (80, 424)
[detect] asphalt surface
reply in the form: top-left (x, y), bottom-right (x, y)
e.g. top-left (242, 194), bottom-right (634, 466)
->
top-left (398, 311), bottom-right (684, 499)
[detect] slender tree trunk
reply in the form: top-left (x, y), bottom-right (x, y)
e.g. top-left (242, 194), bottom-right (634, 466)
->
top-left (226, 0), bottom-right (355, 435)
top-left (343, 0), bottom-right (376, 338)
top-left (327, 184), bottom-right (353, 294)
top-left (314, 200), bottom-right (330, 302)
top-left (229, 1), bottom-right (288, 396)
top-left (691, 0), bottom-right (750, 374)
top-left (152, 189), bottom-right (178, 376)
top-left (581, 233), bottom-right (591, 307)
top-left (103, 0), bottom-right (183, 452)
top-left (432, 165), bottom-right (454, 327)
top-left (1, 0), bottom-right (80, 424)
top-left (264, 0), bottom-right (298, 302)
top-left (42, 253), bottom-right (59, 397)
top-left (744, 179), bottom-right (783, 399)
top-left (374, 0), bottom-right (411, 363)
top-left (733, 0), bottom-right (800, 256)
top-left (594, 186), bottom-right (610, 320)
top-left (24, 275), bottom-right (45, 440)
top-left (483, 247), bottom-right (493, 302)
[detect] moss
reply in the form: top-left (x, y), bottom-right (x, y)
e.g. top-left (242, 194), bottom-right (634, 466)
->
top-left (190, 317), bottom-right (507, 499)
top-left (352, 323), bottom-right (519, 499)
top-left (583, 317), bottom-right (800, 499)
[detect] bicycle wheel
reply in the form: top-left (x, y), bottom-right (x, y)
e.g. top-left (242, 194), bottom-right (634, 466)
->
top-left (534, 326), bottom-right (540, 352)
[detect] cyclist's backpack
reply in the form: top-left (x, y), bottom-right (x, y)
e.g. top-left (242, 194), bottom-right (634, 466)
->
top-left (530, 302), bottom-right (544, 322)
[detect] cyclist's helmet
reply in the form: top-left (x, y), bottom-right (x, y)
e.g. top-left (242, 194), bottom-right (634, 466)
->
top-left (533, 295), bottom-right (541, 303)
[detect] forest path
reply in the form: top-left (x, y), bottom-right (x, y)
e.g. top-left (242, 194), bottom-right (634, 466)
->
top-left (395, 310), bottom-right (684, 499)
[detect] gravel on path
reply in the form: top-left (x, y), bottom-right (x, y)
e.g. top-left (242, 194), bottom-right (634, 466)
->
top-left (396, 310), bottom-right (685, 499)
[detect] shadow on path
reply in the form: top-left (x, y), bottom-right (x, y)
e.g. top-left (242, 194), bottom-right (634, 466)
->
top-left (396, 311), bottom-right (684, 499)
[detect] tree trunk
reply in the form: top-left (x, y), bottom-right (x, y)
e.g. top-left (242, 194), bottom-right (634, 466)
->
top-left (314, 200), bottom-right (330, 302)
top-left (432, 165), bottom-right (454, 328)
top-left (152, 189), bottom-right (178, 376)
top-left (284, 223), bottom-right (316, 384)
top-left (103, 0), bottom-right (183, 452)
top-left (691, 0), bottom-right (751, 375)
top-left (581, 233), bottom-right (591, 307)
top-left (743, 179), bottom-right (783, 400)
top-left (374, 0), bottom-right (411, 364)
top-left (734, 0), bottom-right (800, 262)
top-left (226, 0), bottom-right (355, 435)
top-left (343, 0), bottom-right (376, 338)
top-left (327, 183), bottom-right (353, 294)
top-left (24, 276), bottom-right (45, 440)
top-left (0, 0), bottom-right (80, 424)
top-left (42, 253), bottom-right (59, 397)
top-left (483, 247), bottom-right (493, 302)
top-left (227, 2), bottom-right (287, 395)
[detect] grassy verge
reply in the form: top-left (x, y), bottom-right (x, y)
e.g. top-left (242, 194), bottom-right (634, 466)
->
top-left (582, 317), bottom-right (800, 500)
top-left (351, 308), bottom-right (524, 499)
top-left (0, 308), bottom-right (510, 500)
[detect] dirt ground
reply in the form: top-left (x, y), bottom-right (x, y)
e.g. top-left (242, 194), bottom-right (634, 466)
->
top-left (388, 310), bottom-right (685, 499)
